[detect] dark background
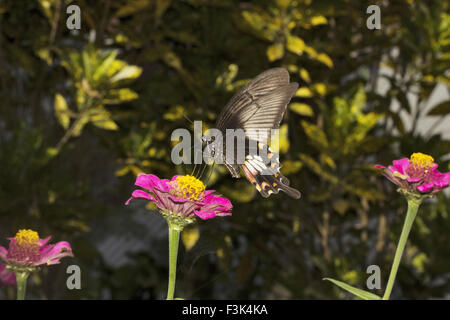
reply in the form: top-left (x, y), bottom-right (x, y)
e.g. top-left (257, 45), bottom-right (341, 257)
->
top-left (0, 0), bottom-right (449, 299)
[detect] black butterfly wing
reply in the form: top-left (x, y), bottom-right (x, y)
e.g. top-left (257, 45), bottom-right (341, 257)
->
top-left (216, 68), bottom-right (293, 135)
top-left (213, 68), bottom-right (301, 199)
top-left (232, 82), bottom-right (298, 143)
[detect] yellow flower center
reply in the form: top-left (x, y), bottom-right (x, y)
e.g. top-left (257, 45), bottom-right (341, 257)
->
top-left (410, 153), bottom-right (434, 170)
top-left (170, 175), bottom-right (206, 201)
top-left (14, 229), bottom-right (40, 246)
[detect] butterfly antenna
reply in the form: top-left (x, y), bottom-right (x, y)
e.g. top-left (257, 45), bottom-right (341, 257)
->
top-left (182, 112), bottom-right (193, 124)
top-left (204, 162), bottom-right (216, 187)
top-left (198, 162), bottom-right (209, 180)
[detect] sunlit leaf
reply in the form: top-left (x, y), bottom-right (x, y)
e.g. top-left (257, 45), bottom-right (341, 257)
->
top-left (110, 65), bottom-right (143, 83)
top-left (290, 103), bottom-right (313, 116)
top-left (90, 110), bottom-right (119, 130)
top-left (314, 83), bottom-right (327, 96)
top-left (103, 88), bottom-right (139, 104)
top-left (280, 160), bottom-right (303, 175)
top-left (323, 278), bottom-right (381, 300)
top-left (54, 93), bottom-right (71, 130)
top-left (270, 124), bottom-right (289, 154)
top-left (286, 35), bottom-right (305, 55)
top-left (266, 43), bottom-right (284, 62)
top-left (276, 0), bottom-right (291, 9)
top-left (299, 68), bottom-right (311, 83)
top-left (164, 105), bottom-right (185, 121)
top-left (333, 199), bottom-right (350, 215)
top-left (301, 121), bottom-right (329, 150)
top-left (72, 114), bottom-right (90, 137)
top-left (116, 0), bottom-right (151, 17)
top-left (242, 11), bottom-right (265, 31)
top-left (316, 53), bottom-right (333, 68)
top-left (311, 16), bottom-right (328, 25)
top-left (299, 153), bottom-right (338, 184)
top-left (162, 51), bottom-right (183, 70)
top-left (115, 165), bottom-right (130, 177)
top-left (295, 87), bottom-right (313, 97)
top-left (93, 50), bottom-right (118, 81)
top-left (182, 227), bottom-right (200, 251)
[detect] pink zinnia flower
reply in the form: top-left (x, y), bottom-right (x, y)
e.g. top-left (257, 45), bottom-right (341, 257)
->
top-left (0, 229), bottom-right (73, 268)
top-left (126, 174), bottom-right (232, 222)
top-left (375, 153), bottom-right (450, 194)
top-left (0, 264), bottom-right (15, 287)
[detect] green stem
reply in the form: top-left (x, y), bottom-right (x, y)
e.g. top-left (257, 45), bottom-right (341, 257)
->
top-left (166, 222), bottom-right (181, 300)
top-left (14, 271), bottom-right (30, 300)
top-left (382, 198), bottom-right (422, 300)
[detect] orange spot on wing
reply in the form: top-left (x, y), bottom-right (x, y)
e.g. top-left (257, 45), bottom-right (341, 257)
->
top-left (241, 165), bottom-right (256, 184)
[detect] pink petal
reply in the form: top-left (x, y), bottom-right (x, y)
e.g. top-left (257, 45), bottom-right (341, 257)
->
top-left (407, 177), bottom-right (421, 183)
top-left (168, 195), bottom-right (189, 203)
top-left (194, 209), bottom-right (216, 220)
top-left (151, 189), bottom-right (173, 211)
top-left (203, 194), bottom-right (232, 209)
top-left (204, 190), bottom-right (216, 196)
top-left (417, 183), bottom-right (433, 193)
top-left (0, 246), bottom-right (7, 262)
top-left (432, 172), bottom-right (450, 189)
top-left (125, 189), bottom-right (156, 205)
top-left (36, 241), bottom-right (73, 266)
top-left (0, 264), bottom-right (16, 287)
top-left (135, 174), bottom-right (170, 192)
top-left (374, 165), bottom-right (386, 169)
top-left (173, 201), bottom-right (197, 217)
top-left (40, 236), bottom-right (51, 246)
top-left (213, 209), bottom-right (232, 217)
top-left (392, 158), bottom-right (410, 175)
top-left (170, 175), bottom-right (182, 181)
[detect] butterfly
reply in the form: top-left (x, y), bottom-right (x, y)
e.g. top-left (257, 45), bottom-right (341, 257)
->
top-left (203, 68), bottom-right (301, 199)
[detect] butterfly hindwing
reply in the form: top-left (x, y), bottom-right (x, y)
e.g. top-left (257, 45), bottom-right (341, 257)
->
top-left (240, 142), bottom-right (301, 199)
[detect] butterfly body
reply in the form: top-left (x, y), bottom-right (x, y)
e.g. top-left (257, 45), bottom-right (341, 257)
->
top-left (207, 68), bottom-right (301, 199)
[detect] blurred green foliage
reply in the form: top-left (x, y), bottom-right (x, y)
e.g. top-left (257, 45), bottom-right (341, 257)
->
top-left (0, 0), bottom-right (449, 299)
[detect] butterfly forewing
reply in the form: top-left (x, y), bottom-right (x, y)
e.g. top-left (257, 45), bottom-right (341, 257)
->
top-left (216, 68), bottom-right (291, 131)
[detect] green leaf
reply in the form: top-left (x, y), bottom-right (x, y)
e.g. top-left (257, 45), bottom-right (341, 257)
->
top-left (427, 100), bottom-right (450, 115)
top-left (389, 111), bottom-right (406, 135)
top-left (242, 11), bottom-right (265, 31)
top-left (299, 153), bottom-right (338, 184)
top-left (72, 114), bottom-right (90, 137)
top-left (82, 50), bottom-right (92, 80)
top-left (90, 109), bottom-right (119, 130)
top-left (93, 50), bottom-right (118, 81)
top-left (301, 121), bottom-right (329, 150)
top-left (103, 88), bottom-right (139, 104)
top-left (323, 278), bottom-right (381, 300)
top-left (46, 147), bottom-right (59, 158)
top-left (54, 93), bottom-right (71, 130)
